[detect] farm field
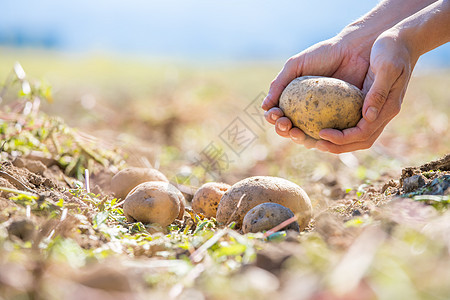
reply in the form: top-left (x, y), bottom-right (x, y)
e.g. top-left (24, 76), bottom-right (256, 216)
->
top-left (0, 49), bottom-right (449, 299)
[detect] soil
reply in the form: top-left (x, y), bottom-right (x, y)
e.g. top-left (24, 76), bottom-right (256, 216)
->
top-left (1, 143), bottom-right (448, 244)
top-left (1, 113), bottom-right (449, 299)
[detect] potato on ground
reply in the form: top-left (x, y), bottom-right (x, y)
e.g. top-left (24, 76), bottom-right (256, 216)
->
top-left (216, 176), bottom-right (312, 231)
top-left (192, 182), bottom-right (230, 218)
top-left (279, 76), bottom-right (364, 139)
top-left (111, 167), bottom-right (169, 200)
top-left (242, 203), bottom-right (300, 234)
top-left (123, 181), bottom-right (185, 226)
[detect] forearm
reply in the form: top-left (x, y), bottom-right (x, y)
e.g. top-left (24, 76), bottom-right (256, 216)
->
top-left (394, 0), bottom-right (450, 61)
top-left (339, 0), bottom-right (438, 51)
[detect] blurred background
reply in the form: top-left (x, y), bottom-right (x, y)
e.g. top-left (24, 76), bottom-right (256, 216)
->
top-left (1, 0), bottom-right (449, 64)
top-left (1, 0), bottom-right (449, 194)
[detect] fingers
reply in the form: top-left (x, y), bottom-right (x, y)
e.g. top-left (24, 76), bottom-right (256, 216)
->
top-left (266, 113), bottom-right (321, 149)
top-left (265, 108), bottom-right (317, 147)
top-left (362, 67), bottom-right (395, 122)
top-left (316, 124), bottom-right (386, 154)
top-left (267, 113), bottom-right (321, 148)
top-left (288, 127), bottom-right (306, 144)
top-left (275, 117), bottom-right (292, 138)
top-left (318, 96), bottom-right (399, 146)
top-left (319, 118), bottom-right (373, 145)
top-left (264, 107), bottom-right (284, 125)
top-left (261, 58), bottom-right (299, 111)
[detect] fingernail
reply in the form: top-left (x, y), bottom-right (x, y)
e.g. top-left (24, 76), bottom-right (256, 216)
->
top-left (366, 107), bottom-right (378, 122)
top-left (279, 124), bottom-right (287, 131)
top-left (271, 113), bottom-right (277, 121)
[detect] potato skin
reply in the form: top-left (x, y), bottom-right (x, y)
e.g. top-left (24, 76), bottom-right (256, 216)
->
top-left (192, 182), bottom-right (230, 218)
top-left (279, 76), bottom-right (364, 139)
top-left (242, 203), bottom-right (300, 234)
top-left (216, 176), bottom-right (312, 231)
top-left (123, 181), bottom-right (184, 226)
top-left (111, 167), bottom-right (169, 200)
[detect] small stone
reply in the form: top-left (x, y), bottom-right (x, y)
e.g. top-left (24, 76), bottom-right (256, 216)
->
top-left (429, 175), bottom-right (450, 195)
top-left (403, 174), bottom-right (426, 193)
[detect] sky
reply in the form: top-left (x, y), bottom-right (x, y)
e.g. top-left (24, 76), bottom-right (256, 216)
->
top-left (1, 0), bottom-right (449, 66)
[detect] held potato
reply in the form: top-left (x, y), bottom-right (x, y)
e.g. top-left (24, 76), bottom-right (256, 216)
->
top-left (242, 203), bottom-right (300, 234)
top-left (123, 181), bottom-right (185, 226)
top-left (192, 182), bottom-right (231, 218)
top-left (216, 176), bottom-right (312, 231)
top-left (111, 167), bottom-right (169, 200)
top-left (279, 76), bottom-right (364, 139)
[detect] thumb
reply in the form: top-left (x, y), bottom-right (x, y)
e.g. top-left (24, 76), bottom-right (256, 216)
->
top-left (362, 69), bottom-right (394, 123)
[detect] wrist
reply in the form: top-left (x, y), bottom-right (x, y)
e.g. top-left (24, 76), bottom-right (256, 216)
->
top-left (336, 0), bottom-right (443, 59)
top-left (392, 27), bottom-right (422, 65)
top-left (336, 24), bottom-right (379, 59)
top-left (371, 28), bottom-right (418, 72)
top-left (397, 0), bottom-right (450, 61)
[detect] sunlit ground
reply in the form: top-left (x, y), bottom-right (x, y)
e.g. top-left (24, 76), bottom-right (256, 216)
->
top-left (1, 47), bottom-right (450, 299)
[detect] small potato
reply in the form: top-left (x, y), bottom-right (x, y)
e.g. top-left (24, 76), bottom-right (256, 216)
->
top-left (242, 203), bottom-right (299, 234)
top-left (279, 76), bottom-right (364, 139)
top-left (192, 182), bottom-right (231, 218)
top-left (111, 167), bottom-right (169, 200)
top-left (123, 181), bottom-right (185, 226)
top-left (216, 176), bottom-right (312, 231)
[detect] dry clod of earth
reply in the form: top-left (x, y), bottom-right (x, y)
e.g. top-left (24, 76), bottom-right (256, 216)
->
top-left (242, 202), bottom-right (299, 234)
top-left (12, 157), bottom-right (47, 176)
top-left (192, 182), bottom-right (230, 218)
top-left (123, 181), bottom-right (186, 226)
top-left (110, 167), bottom-right (169, 200)
top-left (398, 154), bottom-right (450, 196)
top-left (279, 76), bottom-right (364, 139)
top-left (216, 176), bottom-right (312, 230)
top-left (7, 218), bottom-right (36, 242)
top-left (401, 153), bottom-right (450, 179)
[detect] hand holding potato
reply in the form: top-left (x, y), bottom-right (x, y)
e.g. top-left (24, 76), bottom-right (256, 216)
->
top-left (317, 32), bottom-right (417, 153)
top-left (262, 0), bottom-right (450, 154)
top-left (261, 36), bottom-right (370, 151)
top-left (319, 0), bottom-right (450, 153)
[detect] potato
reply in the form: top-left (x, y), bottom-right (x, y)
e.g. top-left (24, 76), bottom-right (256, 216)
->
top-left (242, 203), bottom-right (300, 234)
top-left (216, 176), bottom-right (312, 231)
top-left (123, 181), bottom-right (185, 226)
top-left (192, 182), bottom-right (231, 218)
top-left (111, 167), bottom-right (169, 200)
top-left (279, 76), bottom-right (364, 139)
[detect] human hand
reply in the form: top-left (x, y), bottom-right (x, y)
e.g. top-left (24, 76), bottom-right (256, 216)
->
top-left (261, 35), bottom-right (371, 150)
top-left (317, 31), bottom-right (417, 153)
top-left (262, 30), bottom-right (416, 153)
top-left (317, 0), bottom-right (449, 153)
